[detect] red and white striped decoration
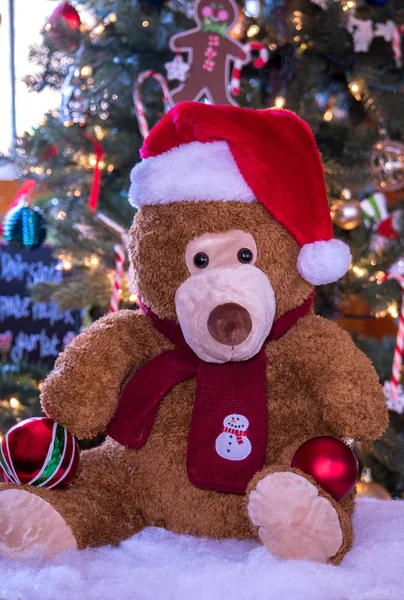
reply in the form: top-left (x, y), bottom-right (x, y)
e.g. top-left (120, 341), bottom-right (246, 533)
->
top-left (392, 25), bottom-right (403, 68)
top-left (383, 267), bottom-right (404, 413)
top-left (133, 70), bottom-right (171, 140)
top-left (109, 244), bottom-right (125, 313)
top-left (0, 418), bottom-right (79, 490)
top-left (231, 42), bottom-right (270, 97)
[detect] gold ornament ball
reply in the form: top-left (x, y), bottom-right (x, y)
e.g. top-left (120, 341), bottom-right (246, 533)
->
top-left (370, 139), bottom-right (404, 192)
top-left (331, 198), bottom-right (363, 230)
top-left (356, 480), bottom-right (391, 500)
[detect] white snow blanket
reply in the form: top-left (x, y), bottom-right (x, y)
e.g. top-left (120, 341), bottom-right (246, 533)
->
top-left (0, 498), bottom-right (403, 600)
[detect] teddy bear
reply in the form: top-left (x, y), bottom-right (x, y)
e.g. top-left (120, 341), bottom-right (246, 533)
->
top-left (168, 0), bottom-right (248, 105)
top-left (0, 102), bottom-right (387, 564)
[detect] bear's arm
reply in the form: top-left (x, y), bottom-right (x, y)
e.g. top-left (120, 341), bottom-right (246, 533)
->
top-left (290, 314), bottom-right (388, 441)
top-left (40, 310), bottom-right (170, 439)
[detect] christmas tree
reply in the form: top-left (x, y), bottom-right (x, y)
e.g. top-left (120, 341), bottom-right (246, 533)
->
top-left (1, 0), bottom-right (404, 495)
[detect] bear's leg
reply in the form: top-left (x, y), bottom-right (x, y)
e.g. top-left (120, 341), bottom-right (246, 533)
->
top-left (0, 443), bottom-right (145, 560)
top-left (246, 466), bottom-right (354, 564)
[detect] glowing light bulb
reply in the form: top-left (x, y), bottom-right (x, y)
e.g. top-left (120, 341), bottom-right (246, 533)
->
top-left (9, 398), bottom-right (20, 409)
top-left (62, 259), bottom-right (73, 271)
top-left (45, 23), bottom-right (52, 32)
top-left (90, 256), bottom-right (100, 267)
top-left (246, 24), bottom-right (259, 38)
top-left (274, 96), bottom-right (285, 109)
top-left (80, 65), bottom-right (93, 77)
top-left (352, 265), bottom-right (366, 277)
top-left (142, 20), bottom-right (149, 27)
top-left (129, 293), bottom-right (138, 302)
top-left (109, 13), bottom-right (117, 22)
top-left (57, 210), bottom-right (66, 220)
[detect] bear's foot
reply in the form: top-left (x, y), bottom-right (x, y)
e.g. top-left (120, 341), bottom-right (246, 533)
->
top-left (0, 489), bottom-right (77, 560)
top-left (248, 472), bottom-right (343, 563)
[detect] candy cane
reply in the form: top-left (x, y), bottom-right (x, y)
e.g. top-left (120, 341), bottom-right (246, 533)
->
top-left (133, 71), bottom-right (171, 140)
top-left (231, 42), bottom-right (270, 97)
top-left (109, 244), bottom-right (125, 313)
top-left (385, 272), bottom-right (404, 404)
top-left (392, 25), bottom-right (403, 68)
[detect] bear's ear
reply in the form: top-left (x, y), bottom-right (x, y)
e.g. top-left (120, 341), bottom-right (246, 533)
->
top-left (297, 240), bottom-right (351, 286)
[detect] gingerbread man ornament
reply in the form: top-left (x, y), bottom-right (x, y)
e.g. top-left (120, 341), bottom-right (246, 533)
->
top-left (168, 0), bottom-right (249, 106)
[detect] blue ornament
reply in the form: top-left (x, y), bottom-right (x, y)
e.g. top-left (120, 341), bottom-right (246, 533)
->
top-left (3, 204), bottom-right (47, 250)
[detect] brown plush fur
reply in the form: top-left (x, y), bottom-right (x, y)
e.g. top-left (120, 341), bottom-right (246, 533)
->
top-left (2, 201), bottom-right (388, 563)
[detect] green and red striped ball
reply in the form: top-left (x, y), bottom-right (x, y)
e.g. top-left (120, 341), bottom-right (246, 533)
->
top-left (0, 417), bottom-right (79, 490)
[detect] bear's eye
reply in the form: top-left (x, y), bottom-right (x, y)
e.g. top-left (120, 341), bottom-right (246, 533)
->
top-left (237, 248), bottom-right (253, 264)
top-left (193, 252), bottom-right (209, 268)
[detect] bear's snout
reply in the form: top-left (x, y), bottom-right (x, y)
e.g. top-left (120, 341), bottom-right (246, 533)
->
top-left (175, 229), bottom-right (277, 364)
top-left (208, 303), bottom-right (252, 346)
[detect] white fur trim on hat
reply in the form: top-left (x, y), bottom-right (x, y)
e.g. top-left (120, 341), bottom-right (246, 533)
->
top-left (297, 239), bottom-right (351, 285)
top-left (129, 141), bottom-right (255, 208)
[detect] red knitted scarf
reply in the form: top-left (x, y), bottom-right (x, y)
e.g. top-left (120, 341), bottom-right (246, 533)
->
top-left (106, 295), bottom-right (313, 494)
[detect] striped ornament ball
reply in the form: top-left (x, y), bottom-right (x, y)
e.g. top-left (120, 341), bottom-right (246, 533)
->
top-left (0, 417), bottom-right (79, 490)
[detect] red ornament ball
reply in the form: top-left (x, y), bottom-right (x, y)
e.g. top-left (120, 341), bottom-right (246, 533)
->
top-left (0, 417), bottom-right (79, 491)
top-left (50, 2), bottom-right (81, 31)
top-left (291, 436), bottom-right (358, 501)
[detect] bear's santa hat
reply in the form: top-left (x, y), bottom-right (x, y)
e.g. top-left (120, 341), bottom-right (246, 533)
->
top-left (129, 102), bottom-right (351, 285)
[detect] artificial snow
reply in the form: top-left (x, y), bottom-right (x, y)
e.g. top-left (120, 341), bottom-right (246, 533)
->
top-left (0, 498), bottom-right (404, 600)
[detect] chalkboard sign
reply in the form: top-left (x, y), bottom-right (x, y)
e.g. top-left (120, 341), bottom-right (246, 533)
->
top-left (0, 245), bottom-right (80, 366)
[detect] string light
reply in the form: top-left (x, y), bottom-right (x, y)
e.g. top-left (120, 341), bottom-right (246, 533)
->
top-left (9, 398), bottom-right (20, 409)
top-left (342, 0), bottom-right (356, 10)
top-left (349, 81), bottom-right (362, 101)
top-left (80, 66), bottom-right (93, 77)
top-left (94, 24), bottom-right (105, 36)
top-left (352, 265), bottom-right (367, 278)
top-left (63, 121), bottom-right (72, 128)
top-left (107, 164), bottom-right (114, 173)
top-left (324, 109), bottom-right (334, 122)
top-left (85, 255), bottom-right (100, 268)
top-left (89, 154), bottom-right (98, 167)
top-left (57, 210), bottom-right (66, 220)
top-left (274, 96), bottom-right (285, 109)
top-left (129, 293), bottom-right (138, 302)
top-left (45, 23), bottom-right (52, 32)
top-left (142, 20), bottom-right (149, 27)
top-left (62, 259), bottom-right (73, 271)
top-left (246, 24), bottom-right (260, 38)
top-left (94, 125), bottom-right (105, 140)
top-left (109, 13), bottom-right (117, 22)
top-left (388, 304), bottom-right (399, 319)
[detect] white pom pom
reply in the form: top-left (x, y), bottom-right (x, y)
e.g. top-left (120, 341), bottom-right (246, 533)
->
top-left (297, 240), bottom-right (351, 285)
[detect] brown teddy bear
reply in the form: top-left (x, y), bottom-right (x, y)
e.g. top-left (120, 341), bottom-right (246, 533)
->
top-left (0, 102), bottom-right (387, 564)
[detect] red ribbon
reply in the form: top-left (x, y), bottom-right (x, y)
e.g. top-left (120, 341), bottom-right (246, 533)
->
top-left (83, 130), bottom-right (103, 213)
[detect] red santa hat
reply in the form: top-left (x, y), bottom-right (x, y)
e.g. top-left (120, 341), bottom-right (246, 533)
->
top-left (129, 102), bottom-right (351, 285)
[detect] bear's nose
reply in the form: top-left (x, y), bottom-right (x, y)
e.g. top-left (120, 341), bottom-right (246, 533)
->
top-left (207, 303), bottom-right (252, 346)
